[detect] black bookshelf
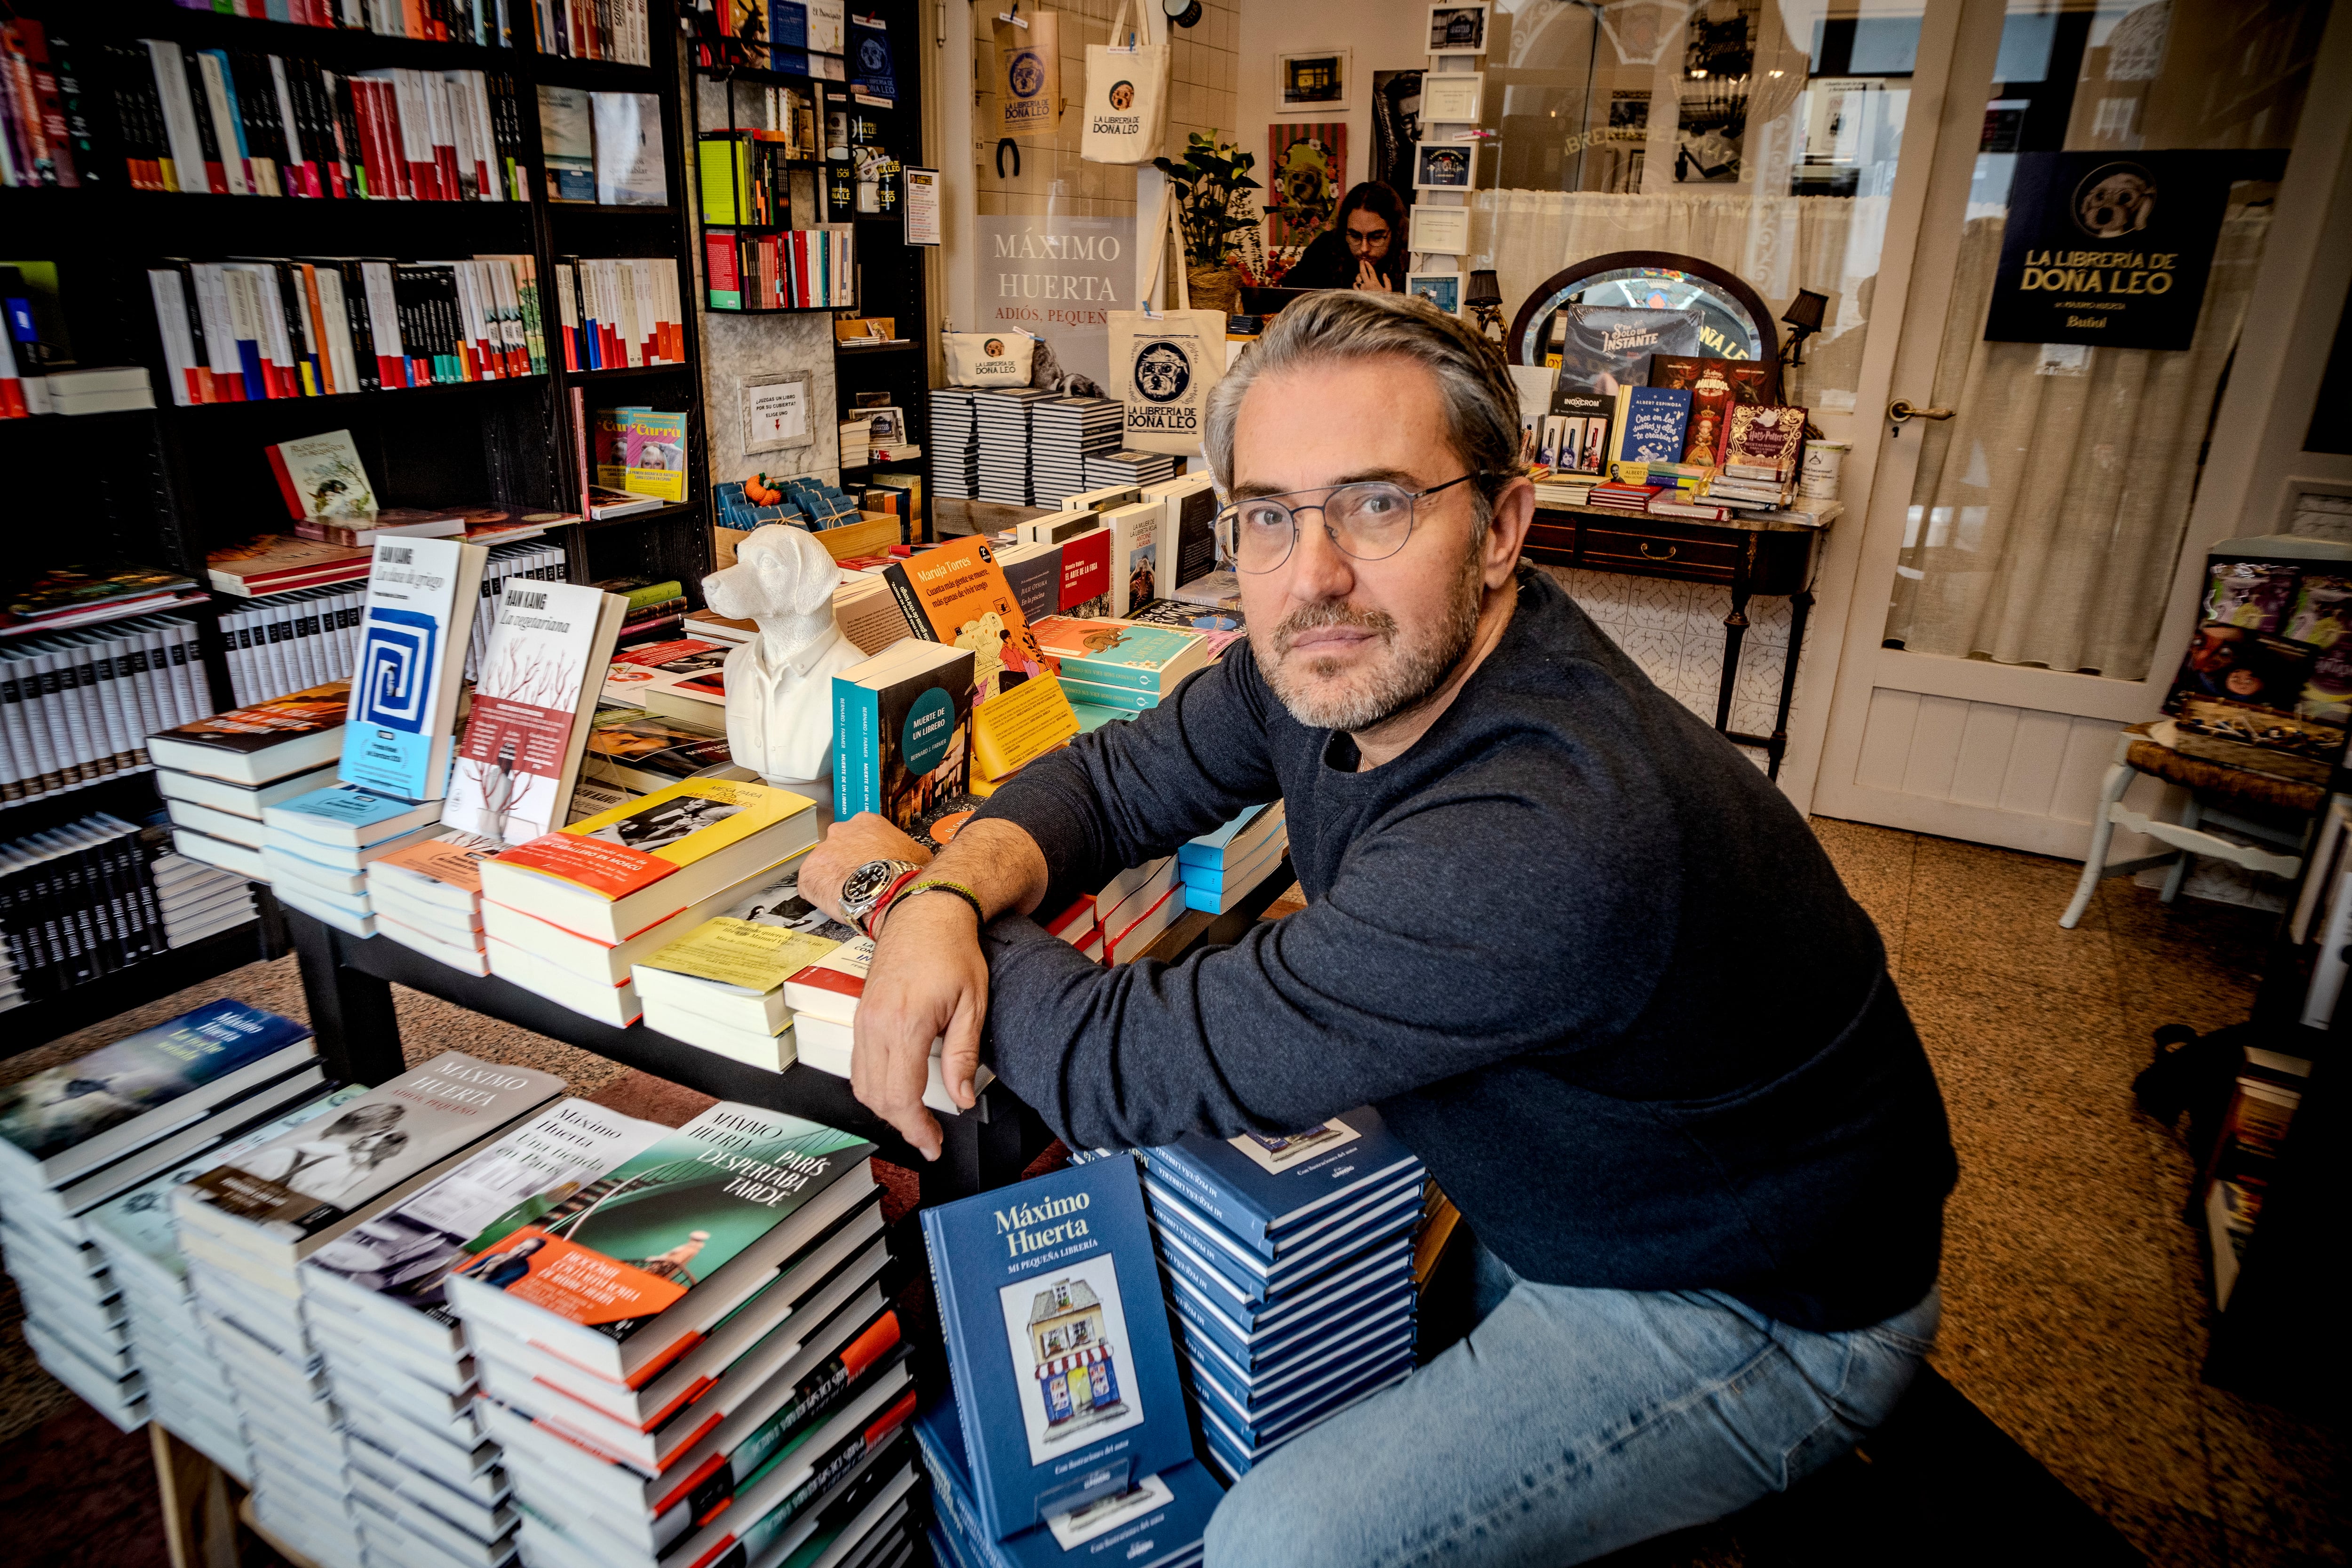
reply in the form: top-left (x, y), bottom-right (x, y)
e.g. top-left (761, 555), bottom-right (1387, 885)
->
top-left (0, 0), bottom-right (713, 1045)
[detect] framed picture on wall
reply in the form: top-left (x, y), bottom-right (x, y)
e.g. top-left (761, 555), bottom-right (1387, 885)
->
top-left (1409, 204), bottom-right (1470, 255)
top-left (742, 370), bottom-right (815, 454)
top-left (1278, 49), bottom-right (1351, 112)
top-left (1426, 3), bottom-right (1488, 55)
top-left (1420, 72), bottom-right (1483, 123)
top-left (1267, 122), bottom-right (1348, 247)
top-left (1406, 272), bottom-right (1463, 315)
top-left (1413, 141), bottom-right (1476, 191)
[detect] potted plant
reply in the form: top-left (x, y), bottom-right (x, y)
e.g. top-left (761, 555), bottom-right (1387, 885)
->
top-left (1153, 134), bottom-right (1259, 315)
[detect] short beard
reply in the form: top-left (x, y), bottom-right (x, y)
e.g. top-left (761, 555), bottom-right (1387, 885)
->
top-left (1255, 540), bottom-right (1486, 733)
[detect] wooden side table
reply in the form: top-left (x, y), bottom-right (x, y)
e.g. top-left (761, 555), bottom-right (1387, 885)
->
top-left (1523, 503), bottom-right (1826, 780)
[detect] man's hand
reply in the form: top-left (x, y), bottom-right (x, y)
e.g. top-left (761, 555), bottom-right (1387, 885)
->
top-left (799, 812), bottom-right (930, 925)
top-left (852, 891), bottom-right (987, 1161)
top-left (1356, 258), bottom-right (1394, 293)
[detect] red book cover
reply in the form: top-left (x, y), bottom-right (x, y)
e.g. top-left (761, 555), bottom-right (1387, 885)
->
top-left (705, 233), bottom-right (739, 302)
top-left (493, 831), bottom-right (678, 901)
top-left (264, 445), bottom-right (307, 520)
top-left (1057, 529), bottom-right (1111, 612)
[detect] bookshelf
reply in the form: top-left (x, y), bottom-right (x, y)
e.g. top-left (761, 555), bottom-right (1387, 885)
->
top-left (0, 0), bottom-right (713, 1044)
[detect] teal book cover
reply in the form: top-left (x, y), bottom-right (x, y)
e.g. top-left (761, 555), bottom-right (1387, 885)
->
top-left (274, 783), bottom-right (422, 827)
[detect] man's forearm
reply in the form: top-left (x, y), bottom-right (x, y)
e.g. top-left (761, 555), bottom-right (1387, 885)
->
top-left (899, 818), bottom-right (1052, 923)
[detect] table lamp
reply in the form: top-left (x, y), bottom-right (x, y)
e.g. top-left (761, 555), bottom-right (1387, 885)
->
top-left (1467, 270), bottom-right (1505, 344)
top-left (1779, 289), bottom-right (1829, 366)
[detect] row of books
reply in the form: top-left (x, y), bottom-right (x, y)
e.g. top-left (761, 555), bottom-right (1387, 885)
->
top-left (530, 0), bottom-right (652, 64)
top-left (538, 85), bottom-right (669, 205)
top-left (0, 816), bottom-right (253, 1006)
top-left (1065, 1110), bottom-right (1426, 1482)
top-left (704, 226), bottom-right (858, 311)
top-left (164, 0), bottom-right (519, 48)
top-left (0, 613), bottom-right (212, 802)
top-left (0, 19), bottom-right (77, 188)
top-left (552, 256), bottom-right (686, 371)
top-left (109, 41), bottom-right (526, 201)
top-left (148, 254), bottom-right (547, 409)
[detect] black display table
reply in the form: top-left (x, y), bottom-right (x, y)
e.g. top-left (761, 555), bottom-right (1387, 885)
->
top-left (284, 856), bottom-right (1295, 1203)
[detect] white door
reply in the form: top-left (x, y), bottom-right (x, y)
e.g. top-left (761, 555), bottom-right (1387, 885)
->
top-left (1810, 0), bottom-right (2349, 854)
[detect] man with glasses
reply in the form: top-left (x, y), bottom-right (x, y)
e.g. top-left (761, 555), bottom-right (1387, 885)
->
top-left (802, 292), bottom-right (1955, 1566)
top-left (1279, 181), bottom-right (1408, 293)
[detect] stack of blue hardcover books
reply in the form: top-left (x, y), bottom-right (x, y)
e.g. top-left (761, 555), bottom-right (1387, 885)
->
top-left (1176, 803), bottom-right (1291, 915)
top-left (1074, 1107), bottom-right (1426, 1480)
top-left (919, 1156), bottom-right (1220, 1568)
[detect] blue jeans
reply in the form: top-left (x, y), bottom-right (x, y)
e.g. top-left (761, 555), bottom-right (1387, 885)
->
top-left (1202, 1250), bottom-right (1940, 1568)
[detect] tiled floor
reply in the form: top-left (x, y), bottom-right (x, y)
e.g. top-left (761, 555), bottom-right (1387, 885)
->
top-left (1811, 817), bottom-right (2347, 1567)
top-left (1, 819), bottom-right (2346, 1566)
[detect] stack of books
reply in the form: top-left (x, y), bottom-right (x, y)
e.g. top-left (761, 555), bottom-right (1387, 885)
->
top-left (150, 681), bottom-right (352, 880)
top-left (476, 778), bottom-right (822, 1026)
top-left (1030, 397), bottom-right (1125, 505)
top-left (630, 856), bottom-right (857, 1069)
top-left (171, 1051), bottom-right (565, 1568)
top-left (150, 846), bottom-right (260, 949)
top-left (1093, 853), bottom-right (1183, 966)
top-left (1077, 1110), bottom-right (1425, 1481)
top-left (0, 1002), bottom-right (322, 1435)
top-left (919, 1389), bottom-right (1222, 1568)
top-left (1177, 802), bottom-right (1290, 915)
top-left (1530, 473), bottom-right (1595, 509)
top-left (1587, 480), bottom-right (1663, 515)
top-left (0, 814), bottom-right (243, 1011)
top-left (299, 1098), bottom-right (671, 1568)
top-left (976, 389), bottom-right (1055, 505)
top-left (366, 830), bottom-right (506, 976)
top-left (260, 783), bottom-right (446, 938)
top-left (444, 1105), bottom-right (917, 1568)
top-left (928, 388), bottom-right (980, 500)
top-left (1032, 618), bottom-right (1213, 720)
top-left (1083, 449), bottom-right (1179, 490)
top-left (782, 939), bottom-right (999, 1110)
top-left (920, 1156), bottom-right (1216, 1565)
top-left (90, 1082), bottom-right (371, 1480)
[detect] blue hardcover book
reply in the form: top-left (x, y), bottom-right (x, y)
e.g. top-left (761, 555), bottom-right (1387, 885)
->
top-left (1178, 1306), bottom-right (1415, 1409)
top-left (915, 1389), bottom-right (1222, 1568)
top-left (262, 784), bottom-right (445, 850)
top-left (340, 538), bottom-right (490, 804)
top-left (1142, 1108), bottom-right (1421, 1255)
top-left (1614, 385), bottom-right (1693, 468)
top-left (771, 0), bottom-right (809, 47)
top-left (1167, 1273), bottom-right (1417, 1373)
top-left (1163, 1244), bottom-right (1413, 1351)
top-left (919, 1155), bottom-right (1194, 1541)
top-left (1192, 1337), bottom-right (1415, 1447)
top-left (1142, 1174), bottom-right (1422, 1296)
top-left (0, 1002), bottom-right (315, 1186)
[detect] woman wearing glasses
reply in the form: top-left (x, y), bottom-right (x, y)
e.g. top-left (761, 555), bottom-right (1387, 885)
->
top-left (1281, 181), bottom-right (1408, 294)
top-left (803, 293), bottom-right (1953, 1568)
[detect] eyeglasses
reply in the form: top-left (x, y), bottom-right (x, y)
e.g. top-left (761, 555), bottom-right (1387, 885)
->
top-left (1215, 475), bottom-right (1487, 573)
top-left (1345, 227), bottom-right (1391, 247)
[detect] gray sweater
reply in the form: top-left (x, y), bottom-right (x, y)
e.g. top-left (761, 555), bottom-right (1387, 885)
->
top-left (970, 567), bottom-right (1955, 1330)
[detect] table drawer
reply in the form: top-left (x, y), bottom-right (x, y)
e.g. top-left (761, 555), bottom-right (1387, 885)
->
top-left (1580, 524), bottom-right (1744, 582)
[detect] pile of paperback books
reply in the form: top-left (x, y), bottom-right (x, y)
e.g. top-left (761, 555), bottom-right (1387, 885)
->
top-left (920, 1156), bottom-right (1223, 1568)
top-left (1073, 1106), bottom-right (1425, 1480)
top-left (444, 1103), bottom-right (926, 1568)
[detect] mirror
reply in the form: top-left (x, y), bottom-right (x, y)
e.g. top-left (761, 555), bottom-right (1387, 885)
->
top-left (1506, 251), bottom-right (1781, 398)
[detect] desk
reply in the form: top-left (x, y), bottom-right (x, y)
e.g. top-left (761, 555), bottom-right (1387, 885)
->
top-left (1523, 504), bottom-right (1825, 779)
top-left (285, 856), bottom-right (1296, 1204)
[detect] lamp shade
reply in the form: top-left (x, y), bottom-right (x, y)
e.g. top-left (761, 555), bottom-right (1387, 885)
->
top-left (1466, 270), bottom-right (1503, 309)
top-left (1780, 288), bottom-right (1828, 334)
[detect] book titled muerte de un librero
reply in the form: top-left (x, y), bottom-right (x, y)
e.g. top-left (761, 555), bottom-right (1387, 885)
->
top-left (443, 1101), bottom-right (877, 1385)
top-left (920, 1155), bottom-right (1192, 1542)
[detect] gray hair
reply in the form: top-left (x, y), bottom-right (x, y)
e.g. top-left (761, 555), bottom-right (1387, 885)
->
top-left (1204, 291), bottom-right (1526, 525)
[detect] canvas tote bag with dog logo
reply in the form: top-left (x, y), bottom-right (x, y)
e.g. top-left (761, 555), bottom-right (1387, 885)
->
top-left (1080, 0), bottom-right (1168, 165)
top-left (993, 6), bottom-right (1063, 140)
top-left (1107, 199), bottom-right (1227, 454)
top-left (942, 326), bottom-right (1037, 388)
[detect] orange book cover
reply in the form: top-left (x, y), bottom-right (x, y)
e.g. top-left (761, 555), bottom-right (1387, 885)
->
top-left (458, 1226), bottom-right (689, 1327)
top-left (375, 833), bottom-right (501, 894)
top-left (880, 540), bottom-right (1047, 704)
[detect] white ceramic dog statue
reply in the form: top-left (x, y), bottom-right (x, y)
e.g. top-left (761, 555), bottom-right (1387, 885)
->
top-left (701, 523), bottom-right (866, 792)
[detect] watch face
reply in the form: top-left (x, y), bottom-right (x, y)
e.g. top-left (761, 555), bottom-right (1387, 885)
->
top-left (842, 861), bottom-right (900, 908)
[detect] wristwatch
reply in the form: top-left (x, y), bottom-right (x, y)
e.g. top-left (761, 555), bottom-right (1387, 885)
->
top-left (839, 859), bottom-right (926, 939)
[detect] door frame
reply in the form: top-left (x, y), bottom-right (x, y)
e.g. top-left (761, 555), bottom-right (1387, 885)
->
top-left (1800, 0), bottom-right (2352, 853)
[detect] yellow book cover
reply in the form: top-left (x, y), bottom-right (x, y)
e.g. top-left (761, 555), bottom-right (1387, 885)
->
top-left (972, 671), bottom-right (1078, 783)
top-left (640, 921), bottom-right (842, 992)
top-left (492, 778), bottom-right (814, 900)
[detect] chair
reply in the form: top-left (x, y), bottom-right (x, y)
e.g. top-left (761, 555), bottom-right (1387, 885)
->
top-left (2058, 724), bottom-right (2320, 929)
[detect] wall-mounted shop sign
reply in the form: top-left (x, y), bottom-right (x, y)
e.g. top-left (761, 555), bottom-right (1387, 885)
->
top-left (976, 215), bottom-right (1135, 393)
top-left (1983, 151), bottom-right (2235, 351)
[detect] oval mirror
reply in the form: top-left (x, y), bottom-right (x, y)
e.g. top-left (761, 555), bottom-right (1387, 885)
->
top-left (1506, 251), bottom-right (1781, 398)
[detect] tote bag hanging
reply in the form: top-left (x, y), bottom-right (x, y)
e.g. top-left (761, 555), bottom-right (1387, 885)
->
top-left (1107, 201), bottom-right (1227, 455)
top-left (942, 328), bottom-right (1037, 388)
top-left (993, 7), bottom-right (1063, 140)
top-left (1079, 0), bottom-right (1168, 166)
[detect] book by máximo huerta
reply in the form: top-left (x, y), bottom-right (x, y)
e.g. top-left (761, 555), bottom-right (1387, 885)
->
top-left (341, 537), bottom-right (489, 803)
top-left (920, 1154), bottom-right (1192, 1542)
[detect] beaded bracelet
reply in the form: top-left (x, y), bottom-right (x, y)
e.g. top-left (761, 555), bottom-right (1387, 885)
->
top-left (889, 878), bottom-right (987, 927)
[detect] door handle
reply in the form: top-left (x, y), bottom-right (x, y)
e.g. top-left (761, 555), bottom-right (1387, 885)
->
top-left (1887, 399), bottom-right (1955, 425)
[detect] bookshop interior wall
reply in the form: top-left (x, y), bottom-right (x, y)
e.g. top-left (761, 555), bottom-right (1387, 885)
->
top-left (8, 0), bottom-right (2352, 1560)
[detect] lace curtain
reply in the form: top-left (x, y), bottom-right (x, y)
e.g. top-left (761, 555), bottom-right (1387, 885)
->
top-left (1882, 210), bottom-right (2271, 681)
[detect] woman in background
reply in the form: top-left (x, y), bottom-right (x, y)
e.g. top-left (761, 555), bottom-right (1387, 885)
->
top-left (1284, 182), bottom-right (1409, 293)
